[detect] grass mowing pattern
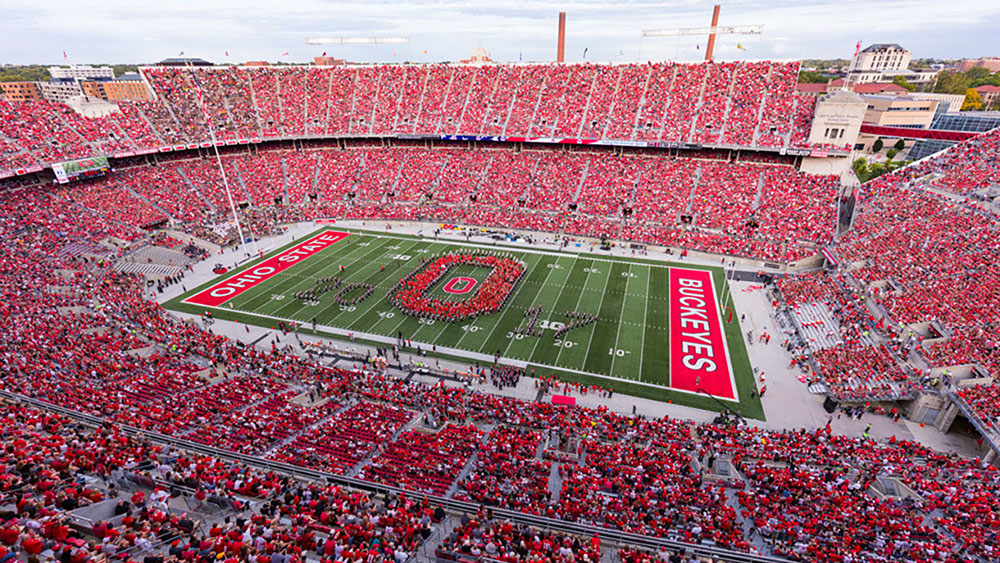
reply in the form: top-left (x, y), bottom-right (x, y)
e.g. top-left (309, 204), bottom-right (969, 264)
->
top-left (167, 228), bottom-right (763, 419)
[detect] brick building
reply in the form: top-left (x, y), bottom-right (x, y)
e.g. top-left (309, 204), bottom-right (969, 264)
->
top-left (80, 76), bottom-right (152, 102)
top-left (0, 81), bottom-right (41, 102)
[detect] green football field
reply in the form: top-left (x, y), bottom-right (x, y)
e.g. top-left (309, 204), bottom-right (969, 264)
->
top-left (167, 227), bottom-right (762, 418)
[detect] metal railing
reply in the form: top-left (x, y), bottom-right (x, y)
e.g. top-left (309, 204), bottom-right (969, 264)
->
top-left (0, 389), bottom-right (789, 563)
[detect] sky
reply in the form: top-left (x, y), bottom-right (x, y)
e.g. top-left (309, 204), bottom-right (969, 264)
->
top-left (3, 0), bottom-right (1000, 66)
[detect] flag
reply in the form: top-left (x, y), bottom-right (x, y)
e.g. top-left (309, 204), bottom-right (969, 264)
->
top-left (392, 50), bottom-right (397, 57)
top-left (62, 50), bottom-right (67, 60)
top-left (189, 74), bottom-right (213, 125)
top-left (737, 44), bottom-right (746, 51)
top-left (281, 51), bottom-right (289, 57)
top-left (582, 47), bottom-right (588, 59)
top-left (321, 51), bottom-right (326, 56)
top-left (519, 52), bottom-right (523, 61)
top-left (225, 50), bottom-right (229, 57)
top-left (696, 44), bottom-right (700, 50)
top-left (853, 40), bottom-right (862, 58)
top-left (619, 49), bottom-right (624, 55)
top-left (423, 50), bottom-right (428, 54)
top-left (178, 51), bottom-right (184, 56)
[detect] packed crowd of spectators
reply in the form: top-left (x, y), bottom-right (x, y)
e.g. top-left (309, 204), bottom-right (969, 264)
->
top-left (768, 127), bottom-right (1000, 420)
top-left (28, 144), bottom-right (840, 262)
top-left (437, 514), bottom-right (601, 563)
top-left (1, 179), bottom-right (999, 562)
top-left (0, 60), bottom-right (815, 176)
top-left (3, 60), bottom-right (1000, 562)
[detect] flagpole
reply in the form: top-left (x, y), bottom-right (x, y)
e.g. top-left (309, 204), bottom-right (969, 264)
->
top-left (186, 59), bottom-right (258, 260)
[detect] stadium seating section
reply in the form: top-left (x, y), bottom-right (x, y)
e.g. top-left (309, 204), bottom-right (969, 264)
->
top-left (771, 128), bottom-right (1000, 426)
top-left (0, 61), bottom-right (819, 175)
top-left (39, 144), bottom-right (840, 262)
top-left (1, 59), bottom-right (1000, 563)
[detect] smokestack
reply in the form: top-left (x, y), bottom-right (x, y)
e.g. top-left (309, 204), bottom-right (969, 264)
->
top-left (557, 12), bottom-right (566, 63)
top-left (705, 4), bottom-right (720, 61)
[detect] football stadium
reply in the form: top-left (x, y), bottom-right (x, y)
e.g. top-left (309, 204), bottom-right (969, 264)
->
top-left (2, 3), bottom-right (1000, 562)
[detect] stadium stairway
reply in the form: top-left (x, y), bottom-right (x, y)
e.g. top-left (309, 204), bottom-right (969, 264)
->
top-left (114, 261), bottom-right (182, 277)
top-left (788, 302), bottom-right (843, 352)
top-left (175, 167), bottom-right (218, 214)
top-left (280, 154), bottom-right (291, 202)
top-left (128, 245), bottom-right (195, 266)
top-left (123, 183), bottom-right (175, 221)
top-left (135, 105), bottom-right (169, 146)
top-left (571, 159), bottom-right (590, 205)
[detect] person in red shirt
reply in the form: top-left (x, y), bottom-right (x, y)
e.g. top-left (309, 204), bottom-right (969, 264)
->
top-left (21, 534), bottom-right (44, 556)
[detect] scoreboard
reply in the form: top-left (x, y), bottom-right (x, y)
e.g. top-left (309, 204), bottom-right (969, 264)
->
top-left (52, 156), bottom-right (110, 184)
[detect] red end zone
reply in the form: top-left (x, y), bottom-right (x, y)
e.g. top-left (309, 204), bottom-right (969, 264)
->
top-left (184, 231), bottom-right (350, 307)
top-left (668, 268), bottom-right (737, 401)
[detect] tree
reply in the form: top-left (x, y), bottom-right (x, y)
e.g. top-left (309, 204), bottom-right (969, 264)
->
top-left (892, 75), bottom-right (915, 92)
top-left (0, 65), bottom-right (50, 83)
top-left (934, 71), bottom-right (972, 95)
top-left (852, 157), bottom-right (869, 179)
top-left (962, 88), bottom-right (983, 111)
top-left (894, 138), bottom-right (905, 151)
top-left (886, 148), bottom-right (898, 161)
top-left (966, 66), bottom-right (991, 83)
top-left (110, 64), bottom-right (140, 78)
top-left (872, 138), bottom-right (884, 153)
top-left (798, 70), bottom-right (830, 83)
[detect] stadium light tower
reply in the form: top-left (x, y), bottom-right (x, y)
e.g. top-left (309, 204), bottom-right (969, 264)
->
top-left (640, 5), bottom-right (763, 61)
top-left (304, 37), bottom-right (411, 61)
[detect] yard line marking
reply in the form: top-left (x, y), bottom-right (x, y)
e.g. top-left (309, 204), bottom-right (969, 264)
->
top-left (419, 261), bottom-right (499, 348)
top-left (475, 253), bottom-right (550, 358)
top-left (249, 235), bottom-right (380, 318)
top-left (499, 254), bottom-right (568, 359)
top-left (383, 242), bottom-right (457, 339)
top-left (556, 261), bottom-right (610, 369)
top-left (339, 239), bottom-right (425, 329)
top-left (268, 237), bottom-right (394, 320)
top-left (609, 263), bottom-right (633, 379)
top-left (524, 255), bottom-right (581, 362)
top-left (438, 253), bottom-right (541, 351)
top-left (638, 267), bottom-right (650, 383)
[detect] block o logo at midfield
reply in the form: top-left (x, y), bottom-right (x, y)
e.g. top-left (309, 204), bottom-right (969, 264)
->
top-left (389, 252), bottom-right (525, 322)
top-left (443, 276), bottom-right (478, 295)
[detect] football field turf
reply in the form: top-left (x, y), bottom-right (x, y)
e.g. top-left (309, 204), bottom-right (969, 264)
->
top-left (167, 227), bottom-right (763, 418)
